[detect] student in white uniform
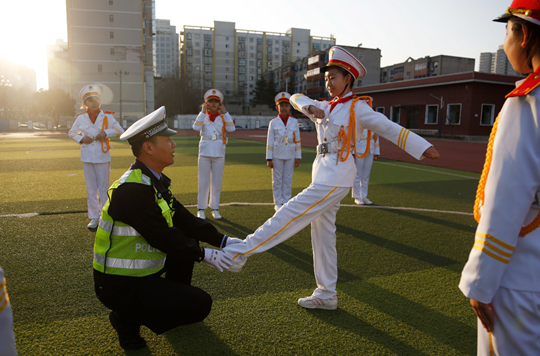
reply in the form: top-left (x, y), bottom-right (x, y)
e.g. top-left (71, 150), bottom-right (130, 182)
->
top-left (223, 46), bottom-right (439, 310)
top-left (267, 92), bottom-right (302, 211)
top-left (459, 2), bottom-right (540, 354)
top-left (68, 84), bottom-right (124, 230)
top-left (193, 89), bottom-right (235, 220)
top-left (352, 128), bottom-right (379, 205)
top-left (0, 266), bottom-right (17, 356)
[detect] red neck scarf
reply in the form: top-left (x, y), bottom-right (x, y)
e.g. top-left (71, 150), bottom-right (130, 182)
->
top-left (207, 111), bottom-right (220, 122)
top-left (279, 114), bottom-right (289, 126)
top-left (329, 94), bottom-right (355, 113)
top-left (87, 109), bottom-right (100, 124)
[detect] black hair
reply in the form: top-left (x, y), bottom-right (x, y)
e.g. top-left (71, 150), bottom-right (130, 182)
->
top-left (509, 15), bottom-right (540, 71)
top-left (130, 135), bottom-right (159, 157)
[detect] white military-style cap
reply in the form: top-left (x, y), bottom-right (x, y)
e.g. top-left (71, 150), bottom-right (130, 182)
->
top-left (120, 106), bottom-right (177, 144)
top-left (275, 92), bottom-right (291, 105)
top-left (204, 88), bottom-right (224, 102)
top-left (321, 46), bottom-right (367, 80)
top-left (79, 84), bottom-right (102, 102)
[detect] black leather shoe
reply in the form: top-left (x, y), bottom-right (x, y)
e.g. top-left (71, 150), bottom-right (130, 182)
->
top-left (109, 311), bottom-right (147, 350)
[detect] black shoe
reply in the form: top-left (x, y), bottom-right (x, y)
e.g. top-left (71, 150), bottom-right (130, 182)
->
top-left (109, 311), bottom-right (147, 350)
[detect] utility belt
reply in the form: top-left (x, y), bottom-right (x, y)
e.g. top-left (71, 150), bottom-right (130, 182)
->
top-left (358, 135), bottom-right (369, 141)
top-left (274, 136), bottom-right (292, 145)
top-left (201, 134), bottom-right (226, 142)
top-left (317, 141), bottom-right (341, 155)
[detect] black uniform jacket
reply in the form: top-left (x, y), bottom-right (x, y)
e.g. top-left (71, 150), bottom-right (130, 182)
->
top-left (105, 160), bottom-right (225, 262)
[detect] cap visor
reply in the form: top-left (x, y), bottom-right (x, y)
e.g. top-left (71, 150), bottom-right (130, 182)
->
top-left (493, 13), bottom-right (510, 22)
top-left (156, 128), bottom-right (177, 136)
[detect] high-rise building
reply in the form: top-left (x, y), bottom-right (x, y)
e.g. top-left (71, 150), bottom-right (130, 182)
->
top-left (154, 19), bottom-right (179, 79)
top-left (47, 39), bottom-right (71, 95)
top-left (380, 55), bottom-right (475, 83)
top-left (479, 46), bottom-right (520, 76)
top-left (0, 59), bottom-right (36, 91)
top-left (180, 21), bottom-right (335, 104)
top-left (66, 0), bottom-right (155, 121)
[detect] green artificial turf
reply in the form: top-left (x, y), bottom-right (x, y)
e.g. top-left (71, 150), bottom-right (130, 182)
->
top-left (0, 134), bottom-right (479, 355)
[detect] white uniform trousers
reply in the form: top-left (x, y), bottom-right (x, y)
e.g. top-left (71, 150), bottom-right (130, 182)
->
top-left (352, 153), bottom-right (374, 200)
top-left (197, 155), bottom-right (225, 210)
top-left (477, 287), bottom-right (540, 355)
top-left (272, 158), bottom-right (295, 206)
top-left (83, 162), bottom-right (111, 219)
top-left (0, 267), bottom-right (17, 356)
top-left (223, 184), bottom-right (350, 298)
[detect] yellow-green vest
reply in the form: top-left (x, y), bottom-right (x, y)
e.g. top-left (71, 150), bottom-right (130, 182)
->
top-left (93, 169), bottom-right (173, 277)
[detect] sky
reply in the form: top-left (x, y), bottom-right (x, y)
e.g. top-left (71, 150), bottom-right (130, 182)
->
top-left (0, 0), bottom-right (511, 91)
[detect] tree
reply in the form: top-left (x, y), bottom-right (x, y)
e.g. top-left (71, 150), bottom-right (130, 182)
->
top-left (253, 78), bottom-right (278, 108)
top-left (154, 77), bottom-right (204, 116)
top-left (30, 88), bottom-right (75, 129)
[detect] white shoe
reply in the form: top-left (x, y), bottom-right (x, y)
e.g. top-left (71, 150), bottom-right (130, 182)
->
top-left (298, 295), bottom-right (338, 310)
top-left (354, 198), bottom-right (364, 205)
top-left (197, 210), bottom-right (206, 220)
top-left (227, 254), bottom-right (246, 273)
top-left (87, 218), bottom-right (99, 230)
top-left (362, 197), bottom-right (373, 205)
top-left (212, 210), bottom-right (222, 219)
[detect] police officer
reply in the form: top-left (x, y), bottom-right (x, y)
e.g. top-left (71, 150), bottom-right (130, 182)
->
top-left (69, 84), bottom-right (124, 230)
top-left (266, 92), bottom-right (302, 211)
top-left (93, 107), bottom-right (240, 350)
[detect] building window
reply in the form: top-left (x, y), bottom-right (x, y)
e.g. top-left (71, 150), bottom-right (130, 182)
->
top-left (110, 48), bottom-right (115, 55)
top-left (446, 104), bottom-right (462, 125)
top-left (238, 36), bottom-right (246, 42)
top-left (391, 106), bottom-right (400, 123)
top-left (187, 48), bottom-right (192, 55)
top-left (186, 33), bottom-right (192, 40)
top-left (425, 105), bottom-right (438, 125)
top-left (98, 64), bottom-right (102, 72)
top-left (109, 15), bottom-right (114, 22)
top-left (250, 38), bottom-right (254, 42)
top-left (187, 64), bottom-right (192, 72)
top-left (109, 0), bottom-right (113, 4)
top-left (375, 107), bottom-right (385, 115)
top-left (110, 32), bottom-right (114, 39)
top-left (195, 42), bottom-right (199, 47)
top-left (195, 34), bottom-right (200, 39)
top-left (481, 104), bottom-right (495, 126)
top-left (225, 68), bottom-right (229, 72)
top-left (226, 52), bottom-right (229, 56)
top-left (204, 34), bottom-right (212, 41)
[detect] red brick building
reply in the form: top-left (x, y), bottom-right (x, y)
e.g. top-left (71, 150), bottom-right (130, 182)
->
top-left (353, 72), bottom-right (521, 138)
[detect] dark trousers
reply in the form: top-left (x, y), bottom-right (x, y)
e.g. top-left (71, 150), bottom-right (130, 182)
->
top-left (94, 256), bottom-right (212, 334)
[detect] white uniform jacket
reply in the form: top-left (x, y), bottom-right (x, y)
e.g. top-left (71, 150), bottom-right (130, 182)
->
top-left (290, 93), bottom-right (431, 187)
top-left (459, 83), bottom-right (540, 304)
top-left (356, 128), bottom-right (380, 156)
top-left (266, 116), bottom-right (302, 160)
top-left (68, 111), bottom-right (124, 163)
top-left (193, 112), bottom-right (235, 158)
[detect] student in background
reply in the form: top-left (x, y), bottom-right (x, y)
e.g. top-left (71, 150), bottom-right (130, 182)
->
top-left (352, 128), bottom-right (379, 205)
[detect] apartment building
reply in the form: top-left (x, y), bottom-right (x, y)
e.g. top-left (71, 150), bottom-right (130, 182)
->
top-left (66, 0), bottom-right (155, 121)
top-left (47, 39), bottom-right (71, 95)
top-left (154, 19), bottom-right (179, 79)
top-left (0, 59), bottom-right (36, 91)
top-left (479, 46), bottom-right (520, 76)
top-left (380, 55), bottom-right (475, 83)
top-left (180, 21), bottom-right (335, 104)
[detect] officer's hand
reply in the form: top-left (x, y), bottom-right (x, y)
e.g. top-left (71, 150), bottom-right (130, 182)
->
top-left (226, 237), bottom-right (244, 246)
top-left (373, 155), bottom-right (379, 161)
top-left (202, 248), bottom-right (232, 272)
top-left (422, 146), bottom-right (439, 159)
top-left (294, 158), bottom-right (300, 167)
top-left (470, 299), bottom-right (494, 332)
top-left (308, 105), bottom-right (325, 119)
top-left (267, 160), bottom-right (274, 169)
top-left (220, 103), bottom-right (228, 114)
top-left (96, 131), bottom-right (107, 142)
top-left (202, 103), bottom-right (207, 113)
top-left (81, 136), bottom-right (93, 144)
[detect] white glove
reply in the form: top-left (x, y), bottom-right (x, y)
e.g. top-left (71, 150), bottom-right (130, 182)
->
top-left (203, 248), bottom-right (232, 272)
top-left (226, 237), bottom-right (244, 246)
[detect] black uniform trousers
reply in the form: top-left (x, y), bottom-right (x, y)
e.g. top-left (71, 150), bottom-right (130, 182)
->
top-left (94, 255), bottom-right (212, 335)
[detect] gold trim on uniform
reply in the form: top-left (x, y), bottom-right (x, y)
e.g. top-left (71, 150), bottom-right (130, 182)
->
top-left (0, 277), bottom-right (9, 313)
top-left (194, 120), bottom-right (203, 125)
top-left (289, 94), bottom-right (306, 111)
top-left (226, 122), bottom-right (235, 126)
top-left (267, 145), bottom-right (274, 151)
top-left (295, 146), bottom-right (301, 151)
top-left (398, 128), bottom-right (411, 150)
top-left (473, 233), bottom-right (515, 264)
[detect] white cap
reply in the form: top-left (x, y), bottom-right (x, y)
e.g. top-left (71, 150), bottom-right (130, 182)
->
top-left (79, 84), bottom-right (102, 102)
top-left (321, 46), bottom-right (367, 80)
top-left (120, 106), bottom-right (177, 144)
top-left (275, 92), bottom-right (291, 104)
top-left (204, 89), bottom-right (224, 102)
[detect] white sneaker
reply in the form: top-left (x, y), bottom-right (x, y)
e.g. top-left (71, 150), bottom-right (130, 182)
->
top-left (298, 295), bottom-right (338, 310)
top-left (212, 210), bottom-right (222, 219)
top-left (362, 197), bottom-right (373, 205)
top-left (197, 210), bottom-right (206, 220)
top-left (227, 254), bottom-right (246, 273)
top-left (354, 198), bottom-right (364, 205)
top-left (87, 218), bottom-right (99, 230)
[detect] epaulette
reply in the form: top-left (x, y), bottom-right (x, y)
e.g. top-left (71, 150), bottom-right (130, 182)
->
top-left (76, 112), bottom-right (86, 117)
top-left (506, 72), bottom-right (540, 98)
top-left (103, 110), bottom-right (115, 114)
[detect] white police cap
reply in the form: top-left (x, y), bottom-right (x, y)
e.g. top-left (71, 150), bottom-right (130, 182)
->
top-left (79, 84), bottom-right (102, 102)
top-left (120, 106), bottom-right (177, 144)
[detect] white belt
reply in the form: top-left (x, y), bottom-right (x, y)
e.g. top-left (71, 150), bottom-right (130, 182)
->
top-left (316, 141), bottom-right (340, 155)
top-left (201, 134), bottom-right (223, 141)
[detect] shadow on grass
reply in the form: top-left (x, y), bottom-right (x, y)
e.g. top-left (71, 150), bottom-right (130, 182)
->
top-left (163, 322), bottom-right (236, 355)
top-left (307, 308), bottom-right (429, 355)
top-left (378, 207), bottom-right (474, 234)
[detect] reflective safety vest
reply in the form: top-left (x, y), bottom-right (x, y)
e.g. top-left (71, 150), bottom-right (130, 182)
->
top-left (93, 169), bottom-right (173, 277)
